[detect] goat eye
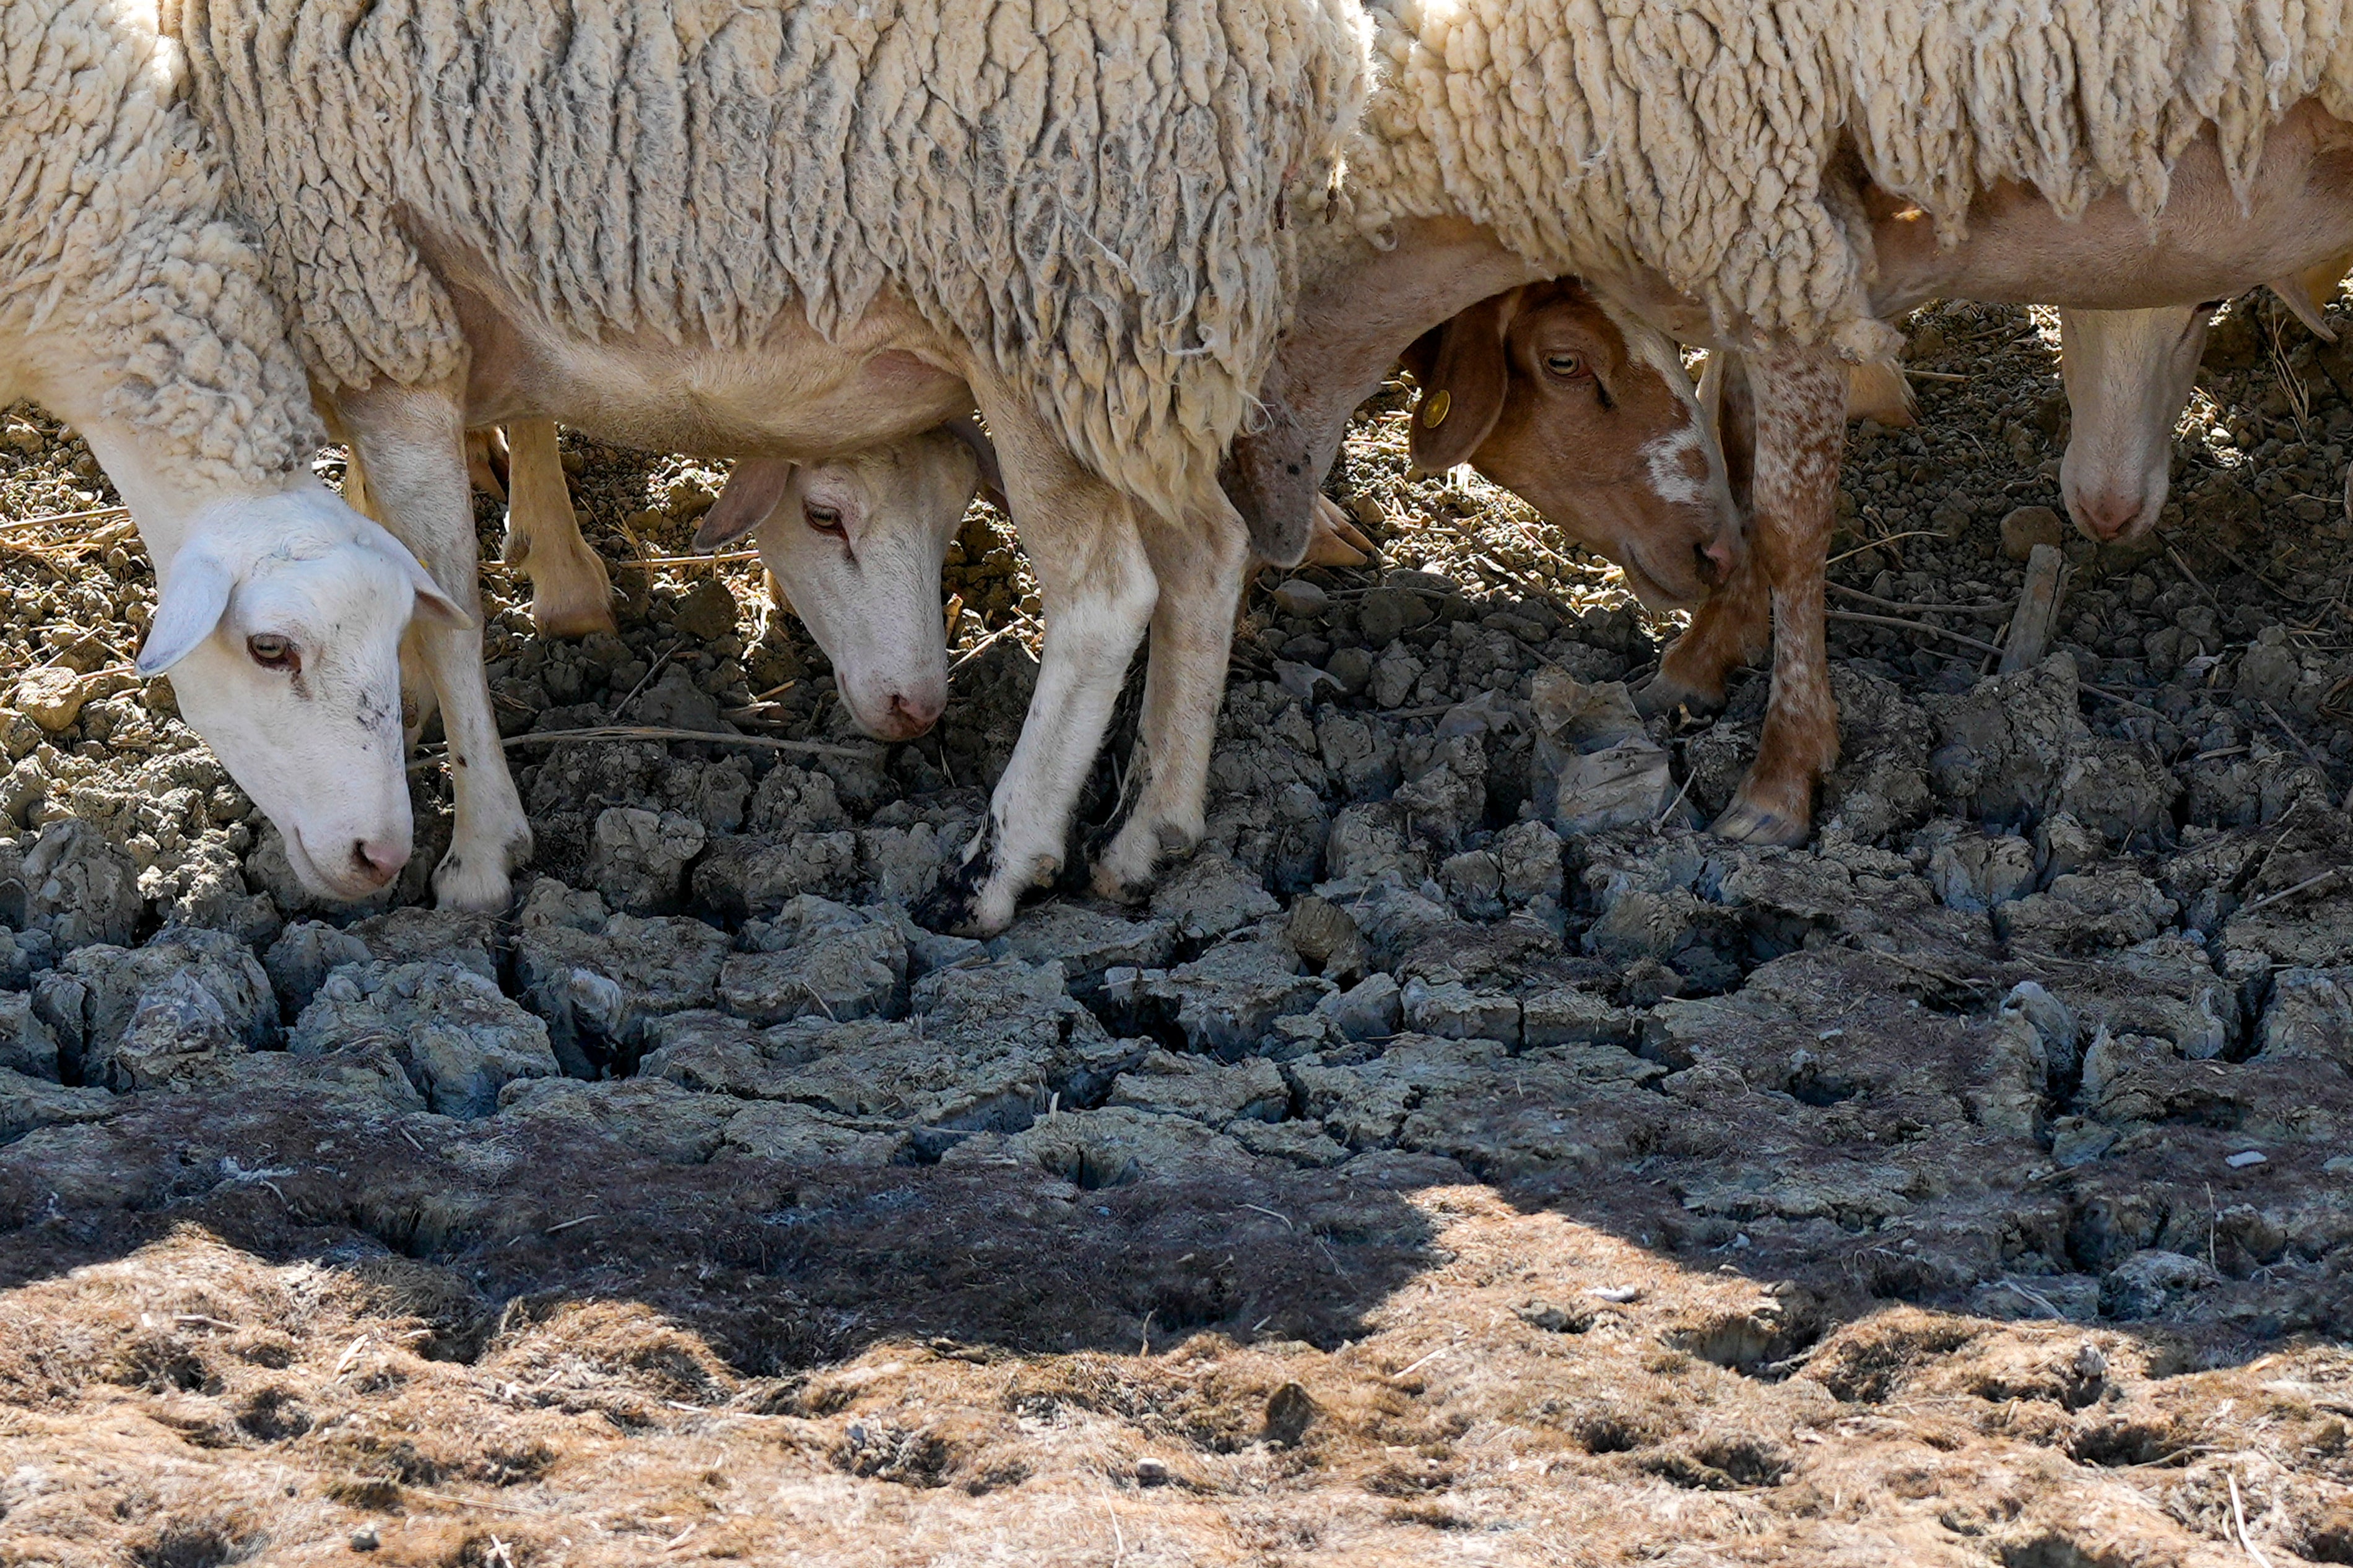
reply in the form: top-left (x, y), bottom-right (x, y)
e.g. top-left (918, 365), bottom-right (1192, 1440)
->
top-left (804, 503), bottom-right (846, 537)
top-left (246, 634), bottom-right (298, 673)
top-left (1544, 353), bottom-right (1590, 379)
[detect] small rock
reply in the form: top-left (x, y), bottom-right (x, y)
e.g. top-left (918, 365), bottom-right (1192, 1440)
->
top-left (1134, 1456), bottom-right (1172, 1486)
top-left (2224, 1149), bottom-right (2268, 1169)
top-left (1145, 940), bottom-right (1330, 1055)
top-left (12, 665), bottom-right (87, 732)
top-left (32, 927), bottom-right (276, 1089)
top-left (1228, 1119), bottom-right (1351, 1167)
top-left (350, 1525), bottom-right (380, 1553)
top-left (1401, 977), bottom-right (1520, 1044)
top-left (717, 1100), bottom-right (906, 1165)
top-left (1516, 1300), bottom-right (1595, 1333)
top-left (2000, 505), bottom-right (2066, 561)
top-left (515, 877), bottom-right (609, 932)
top-left (2049, 1115), bottom-right (2118, 1167)
top-left (1269, 579), bottom-right (1329, 617)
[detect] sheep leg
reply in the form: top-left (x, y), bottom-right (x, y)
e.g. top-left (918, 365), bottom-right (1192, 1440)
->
top-left (1637, 563), bottom-right (1771, 717)
top-left (1094, 500), bottom-right (1253, 902)
top-left (336, 383), bottom-right (534, 912)
top-left (1712, 349), bottom-right (1847, 846)
top-left (916, 402), bottom-right (1158, 937)
top-left (501, 418), bottom-right (616, 639)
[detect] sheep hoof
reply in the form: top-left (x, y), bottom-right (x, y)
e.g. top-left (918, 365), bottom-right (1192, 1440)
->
top-left (1709, 795), bottom-right (1809, 847)
top-left (1092, 818), bottom-right (1194, 904)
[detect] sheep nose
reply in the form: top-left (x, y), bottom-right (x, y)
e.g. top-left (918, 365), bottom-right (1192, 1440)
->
top-left (887, 690), bottom-right (944, 737)
top-left (2071, 495), bottom-right (2138, 542)
top-left (352, 838), bottom-right (410, 888)
top-left (1695, 535), bottom-right (1737, 588)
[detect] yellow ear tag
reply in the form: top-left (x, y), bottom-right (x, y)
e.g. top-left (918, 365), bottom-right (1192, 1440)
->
top-left (1422, 389), bottom-right (1450, 428)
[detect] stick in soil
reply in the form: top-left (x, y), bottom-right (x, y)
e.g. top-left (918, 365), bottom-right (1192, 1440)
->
top-left (1998, 542), bottom-right (2068, 675)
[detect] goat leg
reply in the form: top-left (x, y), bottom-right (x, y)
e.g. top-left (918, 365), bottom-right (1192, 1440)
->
top-left (1711, 347), bottom-right (1846, 846)
top-left (502, 418), bottom-right (616, 639)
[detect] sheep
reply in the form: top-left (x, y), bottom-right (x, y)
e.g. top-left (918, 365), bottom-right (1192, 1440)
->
top-left (1230, 0), bottom-right (2353, 848)
top-left (2059, 257), bottom-right (2349, 544)
top-left (0, 0), bottom-right (487, 902)
top-left (172, 0), bottom-right (1366, 930)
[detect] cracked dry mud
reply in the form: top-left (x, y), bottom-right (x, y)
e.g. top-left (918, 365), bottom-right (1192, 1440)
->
top-left (2, 297), bottom-right (2353, 1566)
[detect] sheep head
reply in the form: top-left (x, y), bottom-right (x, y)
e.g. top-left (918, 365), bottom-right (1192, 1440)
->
top-left (695, 425), bottom-right (985, 743)
top-left (137, 487), bottom-right (469, 901)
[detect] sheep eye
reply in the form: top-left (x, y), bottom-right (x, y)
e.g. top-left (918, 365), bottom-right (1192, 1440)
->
top-left (1545, 352), bottom-right (1590, 379)
top-left (247, 633), bottom-right (299, 673)
top-left (804, 503), bottom-right (846, 537)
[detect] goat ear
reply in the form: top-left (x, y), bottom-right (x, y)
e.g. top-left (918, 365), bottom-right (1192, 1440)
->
top-left (1695, 350), bottom-right (1757, 514)
top-left (941, 415), bottom-right (1007, 514)
top-left (139, 551), bottom-right (237, 675)
top-left (697, 459), bottom-right (798, 550)
top-left (1407, 288), bottom-right (1521, 474)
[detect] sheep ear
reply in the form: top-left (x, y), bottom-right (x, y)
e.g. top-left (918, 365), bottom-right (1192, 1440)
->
top-left (1844, 360), bottom-right (1918, 427)
top-left (942, 415), bottom-right (1007, 514)
top-left (1407, 288), bottom-right (1520, 474)
top-left (697, 459), bottom-right (797, 550)
top-left (2268, 272), bottom-right (2339, 342)
top-left (139, 552), bottom-right (237, 675)
top-left (403, 557), bottom-right (474, 631)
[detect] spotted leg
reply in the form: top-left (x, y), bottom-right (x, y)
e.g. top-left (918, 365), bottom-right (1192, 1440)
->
top-left (1712, 346), bottom-right (1848, 845)
top-left (335, 381), bottom-right (533, 911)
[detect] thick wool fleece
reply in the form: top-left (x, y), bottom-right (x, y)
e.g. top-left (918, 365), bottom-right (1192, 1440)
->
top-left (0, 1), bottom-right (320, 490)
top-left (1352, 0), bottom-right (2353, 360)
top-left (174, 0), bottom-right (1366, 516)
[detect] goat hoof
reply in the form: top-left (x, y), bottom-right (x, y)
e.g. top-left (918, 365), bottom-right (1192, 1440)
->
top-left (531, 599), bottom-right (620, 640)
top-left (1709, 797), bottom-right (1809, 847)
top-left (1633, 674), bottom-right (1718, 721)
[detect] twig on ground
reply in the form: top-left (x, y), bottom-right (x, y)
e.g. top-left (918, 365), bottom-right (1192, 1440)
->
top-left (2231, 1471), bottom-right (2276, 1568)
top-left (410, 724), bottom-right (868, 773)
top-left (1827, 581), bottom-right (2016, 620)
top-left (2260, 701), bottom-right (2330, 770)
top-left (1826, 609), bottom-right (2005, 657)
top-left (2235, 868), bottom-right (2342, 919)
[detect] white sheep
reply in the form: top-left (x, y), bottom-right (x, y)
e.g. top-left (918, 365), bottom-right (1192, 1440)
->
top-left (1, 0), bottom-right (475, 901)
top-left (172, 0), bottom-right (1366, 932)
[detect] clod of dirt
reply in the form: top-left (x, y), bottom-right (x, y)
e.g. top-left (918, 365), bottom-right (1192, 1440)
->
top-left (290, 960), bottom-right (559, 1117)
top-left (586, 805), bottom-right (708, 913)
top-left (646, 959), bottom-right (1142, 1131)
top-left (2099, 1248), bottom-right (2222, 1319)
top-left (19, 820), bottom-right (141, 951)
top-left (512, 912), bottom-right (733, 1076)
top-left (1141, 938), bottom-right (1331, 1056)
top-left (721, 900), bottom-right (907, 1026)
top-left (31, 926), bottom-right (274, 1089)
top-left (1149, 851), bottom-right (1281, 943)
top-left (986, 903), bottom-right (1177, 998)
top-left (495, 1075), bottom-right (742, 1164)
top-left (1925, 654), bottom-right (2180, 840)
top-left (2000, 504), bottom-right (2067, 560)
top-left (949, 1104), bottom-right (1264, 1187)
top-left (1108, 1049), bottom-right (1289, 1125)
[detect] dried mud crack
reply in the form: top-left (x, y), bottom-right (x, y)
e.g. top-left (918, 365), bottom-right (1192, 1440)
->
top-left (2, 298), bottom-right (2352, 1565)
